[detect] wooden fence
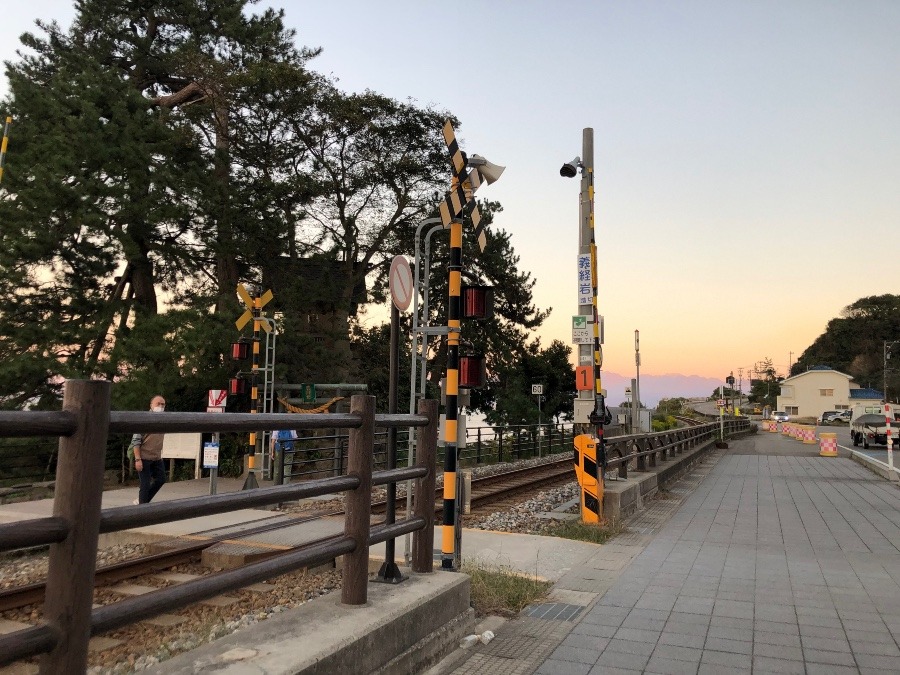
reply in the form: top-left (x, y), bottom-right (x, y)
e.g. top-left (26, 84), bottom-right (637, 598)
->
top-left (0, 381), bottom-right (438, 673)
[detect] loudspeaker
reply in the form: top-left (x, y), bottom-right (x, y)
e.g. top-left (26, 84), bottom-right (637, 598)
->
top-left (470, 154), bottom-right (505, 185)
top-left (560, 156), bottom-right (581, 178)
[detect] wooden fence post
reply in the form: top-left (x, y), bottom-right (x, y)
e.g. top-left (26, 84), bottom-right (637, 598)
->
top-left (412, 399), bottom-right (438, 574)
top-left (342, 395), bottom-right (374, 605)
top-left (40, 380), bottom-right (111, 674)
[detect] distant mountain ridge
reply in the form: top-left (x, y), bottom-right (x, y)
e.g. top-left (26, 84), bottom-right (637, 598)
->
top-left (601, 371), bottom-right (724, 407)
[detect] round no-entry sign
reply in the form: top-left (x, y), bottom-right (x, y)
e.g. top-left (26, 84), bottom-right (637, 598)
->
top-left (389, 256), bottom-right (413, 311)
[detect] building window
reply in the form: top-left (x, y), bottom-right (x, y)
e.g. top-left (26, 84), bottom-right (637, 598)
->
top-left (786, 406), bottom-right (799, 415)
top-left (835, 404), bottom-right (849, 410)
top-left (780, 385), bottom-right (793, 397)
top-left (819, 389), bottom-right (834, 396)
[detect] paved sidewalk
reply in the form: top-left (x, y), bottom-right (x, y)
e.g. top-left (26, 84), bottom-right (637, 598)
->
top-left (536, 438), bottom-right (900, 674)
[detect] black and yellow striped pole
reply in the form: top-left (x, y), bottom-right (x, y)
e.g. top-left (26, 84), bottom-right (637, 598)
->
top-left (243, 292), bottom-right (262, 489)
top-left (436, 120), bottom-right (502, 569)
top-left (236, 284), bottom-right (273, 490)
top-left (0, 117), bottom-right (12, 185)
top-left (442, 211), bottom-right (463, 570)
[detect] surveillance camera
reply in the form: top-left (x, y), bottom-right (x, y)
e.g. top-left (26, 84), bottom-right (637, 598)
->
top-left (559, 156), bottom-right (581, 178)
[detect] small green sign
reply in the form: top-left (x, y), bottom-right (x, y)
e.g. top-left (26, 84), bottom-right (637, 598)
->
top-left (572, 315), bottom-right (587, 330)
top-left (300, 383), bottom-right (316, 404)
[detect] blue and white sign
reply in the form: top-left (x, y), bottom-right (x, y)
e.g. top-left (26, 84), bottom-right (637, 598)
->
top-left (203, 442), bottom-right (220, 469)
top-left (577, 254), bottom-right (592, 305)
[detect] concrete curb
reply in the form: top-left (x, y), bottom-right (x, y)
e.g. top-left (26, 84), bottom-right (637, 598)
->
top-left (144, 571), bottom-right (472, 674)
top-left (847, 447), bottom-right (900, 482)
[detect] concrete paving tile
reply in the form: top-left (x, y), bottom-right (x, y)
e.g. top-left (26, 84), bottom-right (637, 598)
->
top-left (613, 627), bottom-right (660, 644)
top-left (801, 635), bottom-right (852, 653)
top-left (843, 619), bottom-right (889, 634)
top-left (753, 630), bottom-right (801, 648)
top-left (663, 620), bottom-right (709, 638)
top-left (755, 603), bottom-right (797, 623)
top-left (755, 643), bottom-right (803, 662)
top-left (699, 648), bottom-right (753, 669)
top-left (798, 614), bottom-right (844, 629)
top-left (703, 636), bottom-right (753, 655)
top-left (673, 596), bottom-right (714, 615)
top-left (650, 643), bottom-right (703, 663)
top-left (658, 632), bottom-right (705, 649)
top-left (560, 633), bottom-right (609, 652)
top-left (798, 623), bottom-right (847, 640)
top-left (644, 655), bottom-right (701, 675)
top-left (620, 616), bottom-right (666, 632)
top-left (754, 619), bottom-right (800, 635)
top-left (586, 665), bottom-right (641, 675)
top-left (667, 611), bottom-right (711, 626)
top-left (713, 599), bottom-right (754, 620)
top-left (580, 611), bottom-right (626, 628)
top-left (712, 616), bottom-right (753, 632)
top-left (803, 648), bottom-right (858, 667)
top-left (708, 625), bottom-right (752, 643)
top-left (803, 666), bottom-right (860, 675)
top-left (635, 595), bottom-right (677, 612)
top-left (592, 649), bottom-right (650, 671)
top-left (535, 658), bottom-right (592, 675)
top-left (850, 639), bottom-right (900, 657)
top-left (604, 638), bottom-right (655, 657)
top-left (752, 655), bottom-right (805, 674)
top-left (549, 645), bottom-right (601, 665)
top-left (854, 650), bottom-right (900, 670)
top-left (570, 622), bottom-right (618, 639)
top-left (697, 665), bottom-right (750, 675)
top-left (845, 628), bottom-right (895, 644)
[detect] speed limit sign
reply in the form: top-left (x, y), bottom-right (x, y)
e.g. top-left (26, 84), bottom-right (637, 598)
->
top-left (532, 384), bottom-right (543, 395)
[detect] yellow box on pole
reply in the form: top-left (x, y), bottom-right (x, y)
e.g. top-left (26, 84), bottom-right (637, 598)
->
top-left (573, 434), bottom-right (603, 524)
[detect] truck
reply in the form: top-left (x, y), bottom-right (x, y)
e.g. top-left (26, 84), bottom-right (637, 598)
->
top-left (850, 405), bottom-right (900, 448)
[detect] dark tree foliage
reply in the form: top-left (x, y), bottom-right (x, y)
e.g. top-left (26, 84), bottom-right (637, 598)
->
top-left (792, 295), bottom-right (900, 394)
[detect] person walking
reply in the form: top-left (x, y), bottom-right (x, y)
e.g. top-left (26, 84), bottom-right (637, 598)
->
top-left (132, 395), bottom-right (167, 504)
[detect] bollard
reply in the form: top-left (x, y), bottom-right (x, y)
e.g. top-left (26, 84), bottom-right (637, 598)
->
top-left (769, 420), bottom-right (779, 433)
top-left (819, 432), bottom-right (838, 457)
top-left (802, 425), bottom-right (817, 444)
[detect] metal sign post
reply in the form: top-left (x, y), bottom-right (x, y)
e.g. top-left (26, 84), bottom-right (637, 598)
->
top-left (206, 389), bottom-right (227, 495)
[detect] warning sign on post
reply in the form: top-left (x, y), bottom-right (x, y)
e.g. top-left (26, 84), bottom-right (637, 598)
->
top-left (203, 442), bottom-right (220, 469)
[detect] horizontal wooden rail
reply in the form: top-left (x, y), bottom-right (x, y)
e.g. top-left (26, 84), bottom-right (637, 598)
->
top-left (372, 466), bottom-right (427, 487)
top-left (98, 475), bottom-right (361, 533)
top-left (0, 383), bottom-right (439, 672)
top-left (0, 516), bottom-right (69, 552)
top-left (0, 411), bottom-right (77, 438)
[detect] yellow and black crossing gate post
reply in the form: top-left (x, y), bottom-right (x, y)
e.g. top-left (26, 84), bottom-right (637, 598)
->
top-left (0, 116), bottom-right (12, 185)
top-left (236, 283), bottom-right (273, 490)
top-left (437, 120), bottom-right (500, 570)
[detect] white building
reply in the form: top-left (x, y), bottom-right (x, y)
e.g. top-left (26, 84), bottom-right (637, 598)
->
top-left (776, 366), bottom-right (883, 419)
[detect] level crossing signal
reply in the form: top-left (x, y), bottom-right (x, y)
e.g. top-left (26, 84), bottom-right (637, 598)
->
top-left (438, 121), bottom-right (489, 251)
top-left (236, 284), bottom-right (273, 332)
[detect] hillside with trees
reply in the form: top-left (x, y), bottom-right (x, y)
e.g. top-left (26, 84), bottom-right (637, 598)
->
top-left (791, 295), bottom-right (900, 394)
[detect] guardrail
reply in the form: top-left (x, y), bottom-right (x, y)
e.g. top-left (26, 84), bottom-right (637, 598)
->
top-left (602, 418), bottom-right (751, 479)
top-left (0, 381), bottom-right (438, 673)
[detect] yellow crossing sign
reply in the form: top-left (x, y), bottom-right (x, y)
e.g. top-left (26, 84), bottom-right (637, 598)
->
top-left (236, 284), bottom-right (273, 332)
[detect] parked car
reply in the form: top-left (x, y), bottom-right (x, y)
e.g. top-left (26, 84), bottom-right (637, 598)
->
top-left (819, 410), bottom-right (839, 424)
top-left (772, 411), bottom-right (790, 422)
top-left (832, 410), bottom-right (852, 423)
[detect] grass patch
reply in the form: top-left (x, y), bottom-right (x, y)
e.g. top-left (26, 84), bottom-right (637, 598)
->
top-left (462, 559), bottom-right (552, 617)
top-left (541, 518), bottom-right (626, 545)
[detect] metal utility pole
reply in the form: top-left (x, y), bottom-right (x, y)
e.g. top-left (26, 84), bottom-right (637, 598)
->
top-left (634, 330), bottom-right (641, 433)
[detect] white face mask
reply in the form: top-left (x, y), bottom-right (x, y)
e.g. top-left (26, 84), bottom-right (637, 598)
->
top-left (152, 405), bottom-right (165, 412)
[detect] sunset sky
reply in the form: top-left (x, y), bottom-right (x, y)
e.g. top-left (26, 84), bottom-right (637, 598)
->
top-left (2, 1), bottom-right (898, 384)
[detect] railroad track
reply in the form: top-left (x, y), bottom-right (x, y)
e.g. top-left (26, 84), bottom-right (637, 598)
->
top-left (0, 456), bottom-right (577, 613)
